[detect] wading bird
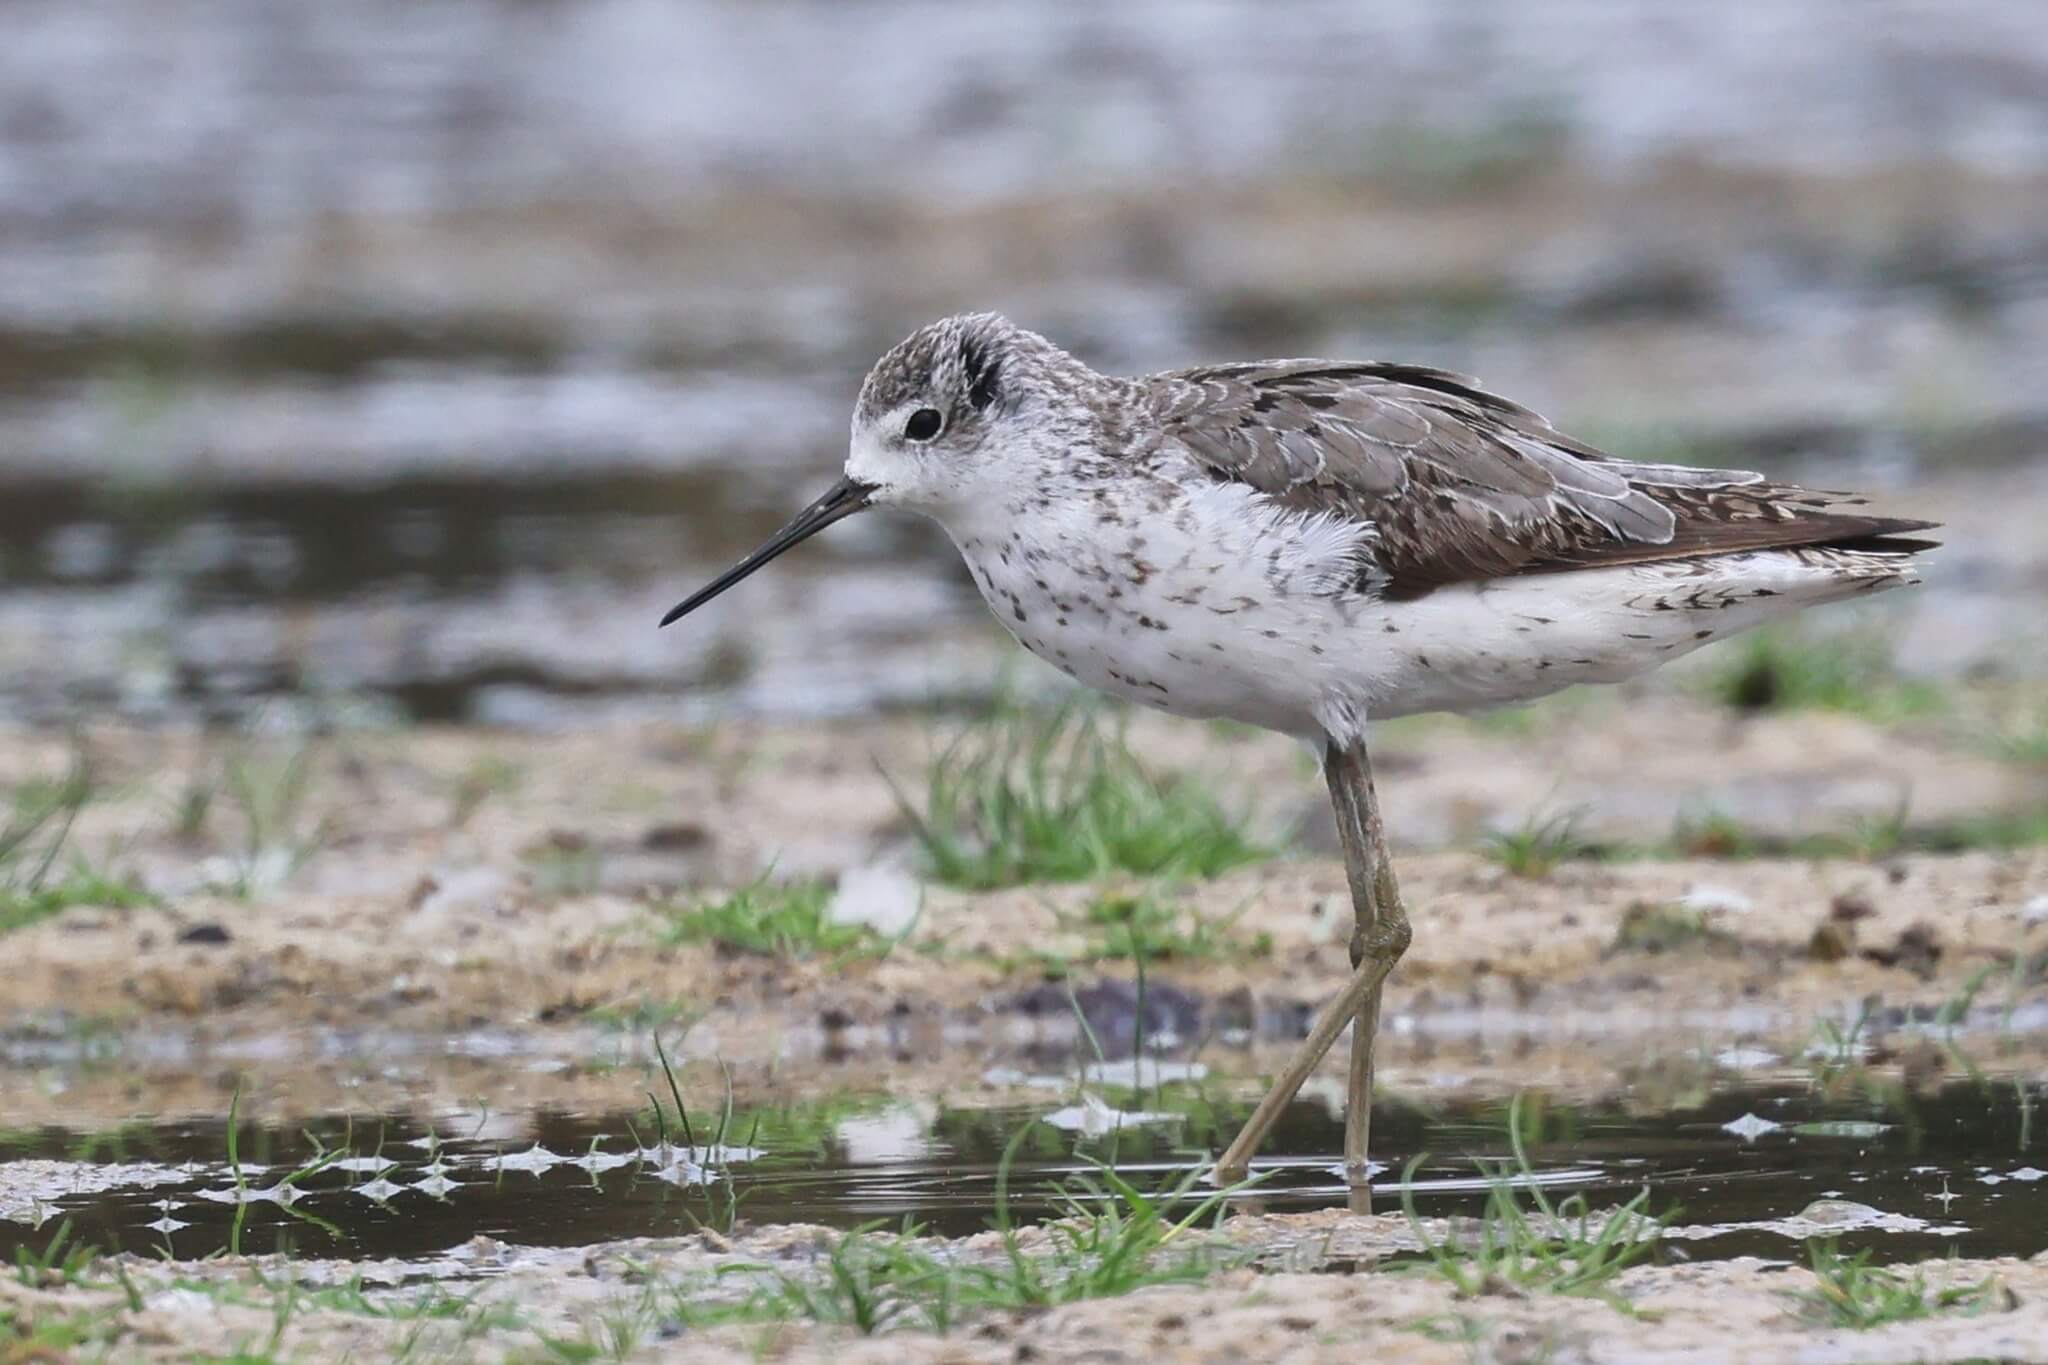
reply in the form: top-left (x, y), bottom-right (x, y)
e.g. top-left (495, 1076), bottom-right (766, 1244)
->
top-left (661, 314), bottom-right (1937, 1206)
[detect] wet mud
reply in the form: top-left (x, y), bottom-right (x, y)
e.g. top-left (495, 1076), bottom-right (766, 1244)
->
top-left (3, 708), bottom-right (2045, 1358)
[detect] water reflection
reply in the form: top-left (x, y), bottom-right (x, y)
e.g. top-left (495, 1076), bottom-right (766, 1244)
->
top-left (3, 1075), bottom-right (2040, 1265)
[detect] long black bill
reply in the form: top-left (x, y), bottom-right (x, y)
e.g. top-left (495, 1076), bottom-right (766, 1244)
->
top-left (659, 475), bottom-right (876, 627)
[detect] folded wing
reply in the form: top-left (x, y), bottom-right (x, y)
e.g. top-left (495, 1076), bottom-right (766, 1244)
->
top-left (1146, 361), bottom-right (1938, 600)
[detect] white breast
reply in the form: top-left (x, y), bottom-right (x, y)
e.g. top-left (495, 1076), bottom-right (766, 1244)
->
top-left (940, 478), bottom-right (1379, 736)
top-left (935, 478), bottom-right (1909, 744)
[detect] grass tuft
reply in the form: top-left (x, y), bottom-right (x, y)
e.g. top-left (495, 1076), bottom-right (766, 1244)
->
top-left (1, 866), bottom-right (154, 936)
top-left (185, 736), bottom-right (329, 898)
top-left (1805, 1000), bottom-right (1876, 1094)
top-left (1791, 1240), bottom-right (2007, 1329)
top-left (1023, 891), bottom-right (1272, 972)
top-left (653, 875), bottom-right (889, 960)
top-left (1481, 810), bottom-right (1593, 878)
top-left (1658, 803), bottom-right (2048, 862)
top-left (672, 1147), bottom-right (1245, 1337)
top-left (0, 1302), bottom-right (121, 1357)
top-left (899, 700), bottom-right (1271, 890)
top-left (1901, 805), bottom-right (2048, 854)
top-left (1402, 1095), bottom-right (1669, 1308)
top-left (2, 754), bottom-right (151, 934)
top-left (986, 1157), bottom-right (1238, 1309)
top-left (12, 1219), bottom-right (100, 1289)
top-left (1705, 627), bottom-right (1943, 722)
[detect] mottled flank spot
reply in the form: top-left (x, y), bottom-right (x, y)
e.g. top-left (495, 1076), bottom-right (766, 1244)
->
top-left (1012, 605), bottom-right (1028, 623)
top-left (1695, 628), bottom-right (1714, 639)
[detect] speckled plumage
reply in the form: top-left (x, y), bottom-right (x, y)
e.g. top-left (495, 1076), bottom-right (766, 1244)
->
top-left (833, 313), bottom-right (1937, 742)
top-left (664, 312), bottom-right (1943, 1195)
top-left (1139, 359), bottom-right (1933, 599)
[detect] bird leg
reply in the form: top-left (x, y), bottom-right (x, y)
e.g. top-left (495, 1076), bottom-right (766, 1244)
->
top-left (1214, 735), bottom-right (1411, 1210)
top-left (1330, 735), bottom-right (1408, 1211)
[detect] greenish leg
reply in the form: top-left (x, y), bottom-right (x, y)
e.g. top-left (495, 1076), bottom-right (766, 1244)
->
top-left (1214, 735), bottom-right (1411, 1211)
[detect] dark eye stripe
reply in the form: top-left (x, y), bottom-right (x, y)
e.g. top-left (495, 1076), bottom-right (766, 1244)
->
top-left (904, 408), bottom-right (943, 441)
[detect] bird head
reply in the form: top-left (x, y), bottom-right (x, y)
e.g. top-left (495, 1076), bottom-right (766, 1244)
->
top-left (660, 312), bottom-right (1080, 626)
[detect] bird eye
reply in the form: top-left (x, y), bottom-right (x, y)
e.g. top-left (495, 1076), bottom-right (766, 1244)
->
top-left (904, 408), bottom-right (943, 442)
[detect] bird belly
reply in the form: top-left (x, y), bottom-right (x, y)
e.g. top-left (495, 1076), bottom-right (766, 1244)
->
top-left (942, 486), bottom-right (1920, 739)
top-left (946, 489), bottom-right (1369, 735)
top-left (1000, 582), bottom-right (1345, 734)
top-left (1358, 546), bottom-right (1922, 721)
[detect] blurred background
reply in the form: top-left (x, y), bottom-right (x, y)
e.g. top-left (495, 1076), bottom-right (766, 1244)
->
top-left (1, 0), bottom-right (2044, 731)
top-left (3, 7), bottom-right (2048, 1300)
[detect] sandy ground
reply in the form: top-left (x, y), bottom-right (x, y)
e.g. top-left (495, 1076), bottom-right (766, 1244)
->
top-left (5, 1212), bottom-right (2048, 1363)
top-left (3, 701), bottom-right (2046, 1127)
top-left (5, 704), bottom-right (2048, 1360)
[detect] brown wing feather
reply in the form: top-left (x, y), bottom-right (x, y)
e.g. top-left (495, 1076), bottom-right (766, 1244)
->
top-left (1145, 361), bottom-right (1938, 599)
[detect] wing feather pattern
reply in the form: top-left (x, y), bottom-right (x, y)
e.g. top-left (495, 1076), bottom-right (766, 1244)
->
top-left (1145, 362), bottom-right (1938, 599)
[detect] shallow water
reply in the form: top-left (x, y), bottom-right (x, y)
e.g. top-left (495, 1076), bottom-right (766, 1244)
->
top-left (4, 1074), bottom-right (2040, 1269)
top-left (3, 1), bottom-right (2046, 727)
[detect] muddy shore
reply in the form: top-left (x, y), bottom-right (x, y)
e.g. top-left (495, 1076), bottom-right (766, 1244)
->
top-left (5, 695), bottom-right (2048, 1361)
top-left (5, 1210), bottom-right (2048, 1362)
top-left (4, 703), bottom-right (2045, 1114)
top-left (4, 703), bottom-right (2048, 1096)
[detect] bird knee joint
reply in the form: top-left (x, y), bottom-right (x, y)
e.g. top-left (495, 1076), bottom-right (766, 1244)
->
top-left (1349, 910), bottom-right (1412, 967)
top-left (1367, 916), bottom-right (1412, 962)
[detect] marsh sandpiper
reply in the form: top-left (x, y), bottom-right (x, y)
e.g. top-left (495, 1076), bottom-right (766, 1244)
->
top-left (661, 313), bottom-right (1939, 1208)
